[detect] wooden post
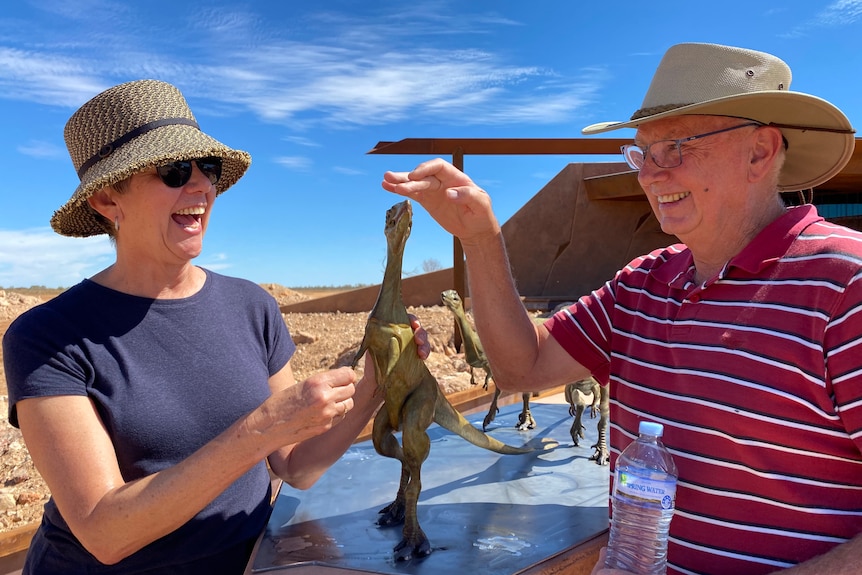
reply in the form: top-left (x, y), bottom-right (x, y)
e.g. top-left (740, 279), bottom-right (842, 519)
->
top-left (452, 147), bottom-right (465, 351)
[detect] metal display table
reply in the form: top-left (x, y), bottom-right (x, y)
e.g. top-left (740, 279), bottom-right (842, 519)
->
top-left (249, 401), bottom-right (609, 575)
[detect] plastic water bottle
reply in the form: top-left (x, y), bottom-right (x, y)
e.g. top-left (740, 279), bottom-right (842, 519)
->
top-left (605, 421), bottom-right (678, 575)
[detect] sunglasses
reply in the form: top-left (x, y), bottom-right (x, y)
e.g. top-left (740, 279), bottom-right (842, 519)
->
top-left (156, 157), bottom-right (223, 188)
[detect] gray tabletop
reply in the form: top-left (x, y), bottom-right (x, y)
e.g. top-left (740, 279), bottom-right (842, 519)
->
top-left (251, 400), bottom-right (609, 575)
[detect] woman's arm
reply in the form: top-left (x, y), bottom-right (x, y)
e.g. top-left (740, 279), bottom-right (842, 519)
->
top-left (16, 365), bottom-right (356, 565)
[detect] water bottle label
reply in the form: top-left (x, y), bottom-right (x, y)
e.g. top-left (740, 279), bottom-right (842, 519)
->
top-left (615, 470), bottom-right (676, 509)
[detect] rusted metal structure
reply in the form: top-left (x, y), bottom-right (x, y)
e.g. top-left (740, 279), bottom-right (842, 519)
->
top-left (368, 137), bottom-right (862, 309)
top-left (367, 138), bottom-right (630, 307)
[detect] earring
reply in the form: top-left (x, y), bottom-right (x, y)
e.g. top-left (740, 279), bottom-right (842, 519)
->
top-left (114, 217), bottom-right (120, 232)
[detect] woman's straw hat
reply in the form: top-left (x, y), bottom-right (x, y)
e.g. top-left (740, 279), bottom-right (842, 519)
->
top-left (583, 43), bottom-right (855, 192)
top-left (51, 79), bottom-right (251, 237)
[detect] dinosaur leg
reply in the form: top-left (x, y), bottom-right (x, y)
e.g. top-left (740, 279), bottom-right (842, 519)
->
top-left (565, 383), bottom-right (577, 415)
top-left (482, 385), bottom-right (502, 431)
top-left (588, 380), bottom-right (601, 418)
top-left (372, 408), bottom-right (408, 526)
top-left (571, 404), bottom-right (586, 446)
top-left (590, 384), bottom-right (611, 466)
top-left (393, 381), bottom-right (437, 561)
top-left (516, 392), bottom-right (535, 430)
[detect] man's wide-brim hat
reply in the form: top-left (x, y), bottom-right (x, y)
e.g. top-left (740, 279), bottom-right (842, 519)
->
top-left (583, 43), bottom-right (855, 192)
top-left (52, 79), bottom-right (251, 237)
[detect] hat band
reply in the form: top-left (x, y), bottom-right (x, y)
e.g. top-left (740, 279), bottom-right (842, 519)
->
top-left (631, 106), bottom-right (857, 137)
top-left (764, 122), bottom-right (855, 135)
top-left (76, 117), bottom-right (200, 180)
top-left (631, 103), bottom-right (691, 120)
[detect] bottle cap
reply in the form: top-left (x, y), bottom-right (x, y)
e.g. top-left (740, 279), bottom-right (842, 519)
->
top-left (639, 421), bottom-right (664, 437)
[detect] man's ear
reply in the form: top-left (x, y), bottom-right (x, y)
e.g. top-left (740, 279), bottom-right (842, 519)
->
top-left (748, 126), bottom-right (784, 183)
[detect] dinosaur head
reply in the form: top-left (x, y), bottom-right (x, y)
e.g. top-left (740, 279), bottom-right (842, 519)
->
top-left (441, 289), bottom-right (463, 312)
top-left (385, 200), bottom-right (412, 254)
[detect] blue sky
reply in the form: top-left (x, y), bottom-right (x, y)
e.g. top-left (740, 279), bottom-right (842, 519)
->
top-left (1, 1), bottom-right (861, 288)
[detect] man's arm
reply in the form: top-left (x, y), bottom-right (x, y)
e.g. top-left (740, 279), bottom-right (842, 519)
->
top-left (772, 532), bottom-right (862, 574)
top-left (382, 158), bottom-right (590, 391)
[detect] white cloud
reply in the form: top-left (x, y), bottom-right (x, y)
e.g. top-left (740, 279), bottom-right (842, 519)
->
top-left (283, 136), bottom-right (322, 148)
top-left (0, 228), bottom-right (114, 288)
top-left (333, 166), bottom-right (365, 176)
top-left (274, 156), bottom-right (313, 170)
top-left (17, 140), bottom-right (66, 158)
top-left (198, 252), bottom-right (231, 272)
top-left (816, 0), bottom-right (862, 25)
top-left (781, 0), bottom-right (862, 37)
top-left (0, 4), bottom-right (601, 127)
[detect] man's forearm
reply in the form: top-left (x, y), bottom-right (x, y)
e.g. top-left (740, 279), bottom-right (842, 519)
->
top-left (461, 231), bottom-right (543, 389)
top-left (772, 533), bottom-right (862, 574)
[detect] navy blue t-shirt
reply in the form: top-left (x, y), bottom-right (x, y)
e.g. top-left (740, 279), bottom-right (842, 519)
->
top-left (3, 269), bottom-right (295, 574)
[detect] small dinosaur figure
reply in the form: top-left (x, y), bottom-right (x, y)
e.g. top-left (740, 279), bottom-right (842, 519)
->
top-left (440, 289), bottom-right (536, 432)
top-left (564, 377), bottom-right (610, 466)
top-left (533, 310), bottom-right (609, 466)
top-left (352, 200), bottom-right (532, 561)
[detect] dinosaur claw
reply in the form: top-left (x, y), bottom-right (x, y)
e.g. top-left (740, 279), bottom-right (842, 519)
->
top-left (516, 412), bottom-right (536, 431)
top-left (377, 501), bottom-right (406, 526)
top-left (393, 534), bottom-right (432, 561)
top-left (590, 444), bottom-right (610, 466)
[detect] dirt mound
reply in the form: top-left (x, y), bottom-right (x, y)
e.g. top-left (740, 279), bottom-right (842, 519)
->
top-left (1, 291), bottom-right (53, 533)
top-left (260, 284), bottom-right (310, 306)
top-left (0, 291), bottom-right (41, 321)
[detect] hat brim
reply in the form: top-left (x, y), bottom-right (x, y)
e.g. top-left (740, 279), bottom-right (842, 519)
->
top-left (583, 91), bottom-right (855, 192)
top-left (51, 124), bottom-right (251, 237)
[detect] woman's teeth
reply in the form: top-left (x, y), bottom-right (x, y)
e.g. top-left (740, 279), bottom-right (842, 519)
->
top-left (174, 206), bottom-right (205, 215)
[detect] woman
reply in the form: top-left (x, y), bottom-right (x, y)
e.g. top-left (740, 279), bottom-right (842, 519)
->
top-left (3, 79), bottom-right (392, 574)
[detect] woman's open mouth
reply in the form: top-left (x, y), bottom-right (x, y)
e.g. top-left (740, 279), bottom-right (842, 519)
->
top-left (172, 205), bottom-right (205, 230)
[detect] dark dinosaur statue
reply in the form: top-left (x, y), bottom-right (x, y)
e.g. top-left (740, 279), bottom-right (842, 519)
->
top-left (440, 289), bottom-right (536, 432)
top-left (564, 377), bottom-right (610, 466)
top-left (352, 200), bottom-right (533, 561)
top-left (532, 309), bottom-right (609, 466)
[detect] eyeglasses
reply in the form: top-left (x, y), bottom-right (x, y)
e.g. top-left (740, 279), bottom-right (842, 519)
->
top-left (621, 122), bottom-right (762, 171)
top-left (156, 157), bottom-right (223, 188)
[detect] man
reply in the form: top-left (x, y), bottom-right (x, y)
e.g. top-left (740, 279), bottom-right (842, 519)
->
top-left (381, 43), bottom-right (861, 574)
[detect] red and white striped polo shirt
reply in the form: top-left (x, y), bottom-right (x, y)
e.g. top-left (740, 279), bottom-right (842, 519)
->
top-left (545, 204), bottom-right (862, 574)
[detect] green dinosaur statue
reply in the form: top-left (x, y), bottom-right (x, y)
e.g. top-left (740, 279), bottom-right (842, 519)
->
top-left (564, 377), bottom-right (610, 466)
top-left (440, 289), bottom-right (536, 432)
top-left (352, 200), bottom-right (532, 561)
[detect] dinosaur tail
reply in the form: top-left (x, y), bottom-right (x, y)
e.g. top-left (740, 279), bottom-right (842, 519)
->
top-left (433, 394), bottom-right (532, 454)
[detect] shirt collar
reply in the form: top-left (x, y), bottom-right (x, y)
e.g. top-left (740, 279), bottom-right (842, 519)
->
top-left (649, 204), bottom-right (822, 288)
top-left (727, 204), bottom-right (821, 275)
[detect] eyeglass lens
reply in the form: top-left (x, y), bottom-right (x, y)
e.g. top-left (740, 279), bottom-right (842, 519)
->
top-left (621, 122), bottom-right (761, 171)
top-left (156, 157), bottom-right (223, 188)
top-left (623, 141), bottom-right (682, 170)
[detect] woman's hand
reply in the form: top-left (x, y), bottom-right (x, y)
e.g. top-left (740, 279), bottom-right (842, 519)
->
top-left (266, 309), bottom-right (432, 488)
top-left (256, 366), bottom-right (357, 448)
top-left (409, 313), bottom-right (431, 360)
